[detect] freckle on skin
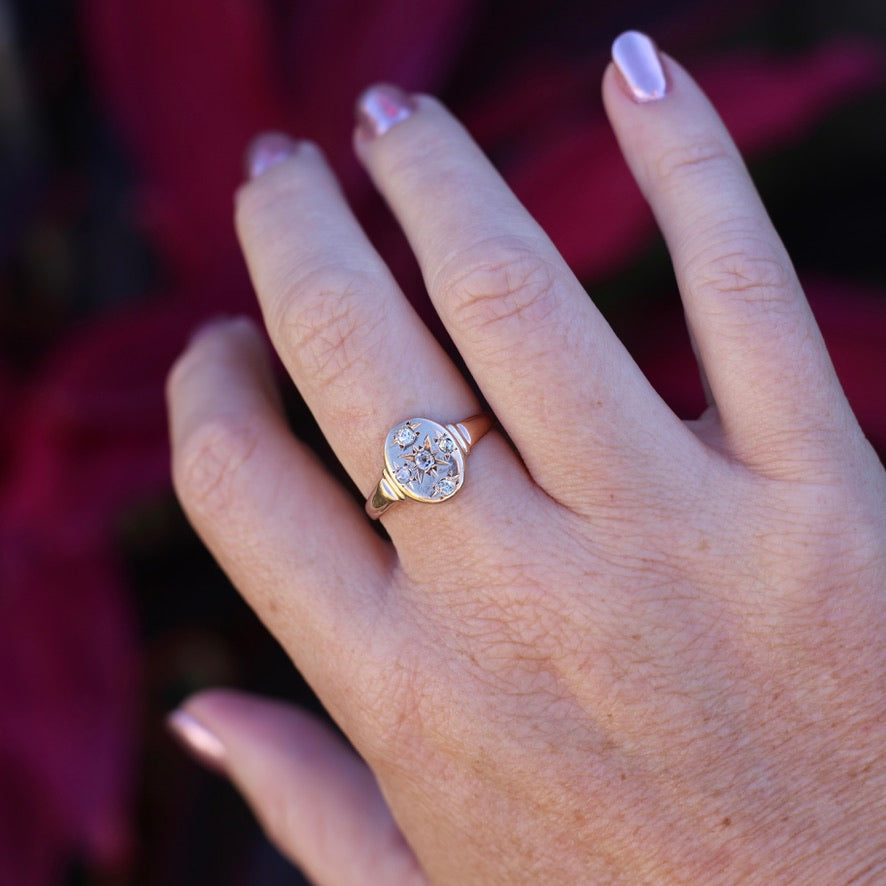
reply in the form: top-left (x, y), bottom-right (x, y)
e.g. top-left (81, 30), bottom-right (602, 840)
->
top-left (722, 817), bottom-right (732, 827)
top-left (697, 537), bottom-right (710, 552)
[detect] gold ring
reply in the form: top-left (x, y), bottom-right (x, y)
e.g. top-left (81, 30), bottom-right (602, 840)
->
top-left (366, 415), bottom-right (492, 519)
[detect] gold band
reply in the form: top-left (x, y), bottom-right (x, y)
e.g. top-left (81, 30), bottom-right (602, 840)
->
top-left (366, 414), bottom-right (492, 519)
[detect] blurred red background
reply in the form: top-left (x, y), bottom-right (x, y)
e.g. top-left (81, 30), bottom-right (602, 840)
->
top-left (1, 1), bottom-right (884, 883)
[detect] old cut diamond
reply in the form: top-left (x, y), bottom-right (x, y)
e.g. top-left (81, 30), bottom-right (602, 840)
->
top-left (394, 425), bottom-right (418, 447)
top-left (415, 450), bottom-right (435, 472)
top-left (394, 466), bottom-right (412, 483)
top-left (437, 434), bottom-right (456, 454)
top-left (435, 476), bottom-right (457, 496)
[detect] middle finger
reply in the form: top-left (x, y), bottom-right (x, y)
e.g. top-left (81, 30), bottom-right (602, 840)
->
top-left (354, 87), bottom-right (690, 507)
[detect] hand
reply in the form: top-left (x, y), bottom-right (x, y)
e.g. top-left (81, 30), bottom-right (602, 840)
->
top-left (165, 32), bottom-right (885, 885)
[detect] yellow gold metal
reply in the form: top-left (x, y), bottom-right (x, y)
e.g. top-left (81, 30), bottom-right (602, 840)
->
top-left (368, 467), bottom-right (407, 517)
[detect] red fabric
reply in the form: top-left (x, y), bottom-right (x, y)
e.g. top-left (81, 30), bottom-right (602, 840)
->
top-left (624, 278), bottom-right (886, 441)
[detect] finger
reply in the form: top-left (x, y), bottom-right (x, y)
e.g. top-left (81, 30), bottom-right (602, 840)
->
top-left (603, 32), bottom-right (854, 472)
top-left (353, 86), bottom-right (690, 504)
top-left (687, 321), bottom-right (715, 409)
top-left (166, 318), bottom-right (392, 714)
top-left (234, 135), bottom-right (496, 514)
top-left (168, 690), bottom-right (426, 886)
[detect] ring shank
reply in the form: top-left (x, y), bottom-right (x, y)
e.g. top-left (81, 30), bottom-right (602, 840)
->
top-left (367, 488), bottom-right (395, 519)
top-left (366, 472), bottom-right (403, 519)
top-left (449, 414), bottom-right (493, 455)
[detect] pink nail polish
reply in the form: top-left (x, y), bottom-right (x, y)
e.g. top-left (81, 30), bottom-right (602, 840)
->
top-left (167, 709), bottom-right (227, 772)
top-left (611, 31), bottom-right (668, 103)
top-left (355, 84), bottom-right (416, 138)
top-left (245, 131), bottom-right (299, 179)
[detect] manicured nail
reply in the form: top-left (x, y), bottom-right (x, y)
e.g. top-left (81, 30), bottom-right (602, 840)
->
top-left (356, 84), bottom-right (416, 138)
top-left (611, 31), bottom-right (668, 103)
top-left (167, 709), bottom-right (227, 772)
top-left (245, 131), bottom-right (299, 179)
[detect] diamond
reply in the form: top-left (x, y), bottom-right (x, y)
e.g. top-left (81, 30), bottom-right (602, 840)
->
top-left (437, 434), bottom-right (456, 454)
top-left (434, 476), bottom-right (458, 496)
top-left (394, 466), bottom-right (412, 483)
top-left (415, 450), bottom-right (435, 471)
top-left (394, 425), bottom-right (418, 447)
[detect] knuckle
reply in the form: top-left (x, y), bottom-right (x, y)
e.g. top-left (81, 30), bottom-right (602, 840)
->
top-left (273, 266), bottom-right (384, 390)
top-left (653, 137), bottom-right (735, 186)
top-left (689, 236), bottom-right (796, 311)
top-left (438, 238), bottom-right (560, 336)
top-left (173, 413), bottom-right (259, 517)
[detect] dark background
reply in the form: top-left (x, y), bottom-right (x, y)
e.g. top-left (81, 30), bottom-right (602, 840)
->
top-left (1, 1), bottom-right (884, 883)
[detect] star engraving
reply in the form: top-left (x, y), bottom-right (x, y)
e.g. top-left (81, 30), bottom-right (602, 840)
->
top-left (399, 435), bottom-right (453, 484)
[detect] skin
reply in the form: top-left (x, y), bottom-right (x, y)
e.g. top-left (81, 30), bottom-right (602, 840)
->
top-left (165, 52), bottom-right (885, 885)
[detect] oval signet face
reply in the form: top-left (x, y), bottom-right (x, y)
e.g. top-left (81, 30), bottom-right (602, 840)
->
top-left (384, 418), bottom-right (464, 503)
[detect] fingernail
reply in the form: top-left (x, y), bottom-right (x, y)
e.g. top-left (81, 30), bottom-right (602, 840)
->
top-left (611, 31), bottom-right (668, 103)
top-left (355, 84), bottom-right (416, 138)
top-left (167, 709), bottom-right (227, 773)
top-left (245, 131), bottom-right (299, 179)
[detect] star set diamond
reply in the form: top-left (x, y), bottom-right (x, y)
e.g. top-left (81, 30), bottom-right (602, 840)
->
top-left (385, 419), bottom-right (464, 502)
